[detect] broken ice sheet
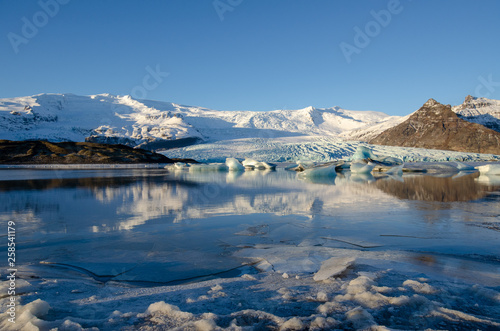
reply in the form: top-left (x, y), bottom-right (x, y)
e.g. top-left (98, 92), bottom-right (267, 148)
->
top-left (313, 257), bottom-right (356, 281)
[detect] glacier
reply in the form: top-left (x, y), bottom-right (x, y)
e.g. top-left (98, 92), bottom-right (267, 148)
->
top-left (1, 93), bottom-right (500, 164)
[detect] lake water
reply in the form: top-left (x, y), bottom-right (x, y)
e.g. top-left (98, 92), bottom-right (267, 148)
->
top-left (2, 166), bottom-right (499, 285)
top-left (1, 165), bottom-right (500, 329)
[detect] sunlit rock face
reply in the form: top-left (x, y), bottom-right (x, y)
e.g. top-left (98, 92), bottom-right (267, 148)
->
top-left (369, 98), bottom-right (500, 155)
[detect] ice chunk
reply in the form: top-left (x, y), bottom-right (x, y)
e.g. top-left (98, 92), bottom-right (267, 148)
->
top-left (225, 158), bottom-right (245, 171)
top-left (242, 158), bottom-right (276, 170)
top-left (242, 158), bottom-right (260, 167)
top-left (403, 279), bottom-right (437, 294)
top-left (351, 146), bottom-right (377, 161)
top-left (386, 164), bottom-right (403, 176)
top-left (297, 165), bottom-right (337, 178)
top-left (280, 317), bottom-right (304, 330)
top-left (174, 162), bottom-right (190, 170)
top-left (0, 299), bottom-right (50, 331)
top-left (141, 301), bottom-right (193, 320)
top-left (454, 161), bottom-right (475, 171)
top-left (350, 146), bottom-right (403, 166)
top-left (189, 163), bottom-right (228, 172)
top-left (475, 164), bottom-right (500, 175)
top-left (258, 161), bottom-right (277, 170)
top-left (345, 307), bottom-right (377, 330)
top-left (313, 256), bottom-right (355, 281)
top-left (350, 161), bottom-right (375, 174)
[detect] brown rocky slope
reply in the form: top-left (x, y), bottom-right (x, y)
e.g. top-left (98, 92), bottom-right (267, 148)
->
top-left (0, 140), bottom-right (196, 164)
top-left (369, 99), bottom-right (500, 155)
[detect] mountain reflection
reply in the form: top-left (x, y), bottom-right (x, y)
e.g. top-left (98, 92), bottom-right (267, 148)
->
top-left (374, 172), bottom-right (500, 202)
top-left (1, 169), bottom-right (499, 234)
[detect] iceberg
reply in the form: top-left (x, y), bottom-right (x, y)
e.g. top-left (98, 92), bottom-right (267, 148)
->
top-left (350, 146), bottom-right (403, 167)
top-left (475, 164), bottom-right (500, 175)
top-left (454, 161), bottom-right (475, 171)
top-left (174, 162), bottom-right (190, 170)
top-left (313, 256), bottom-right (356, 281)
top-left (242, 158), bottom-right (276, 170)
top-left (242, 158), bottom-right (260, 167)
top-left (297, 164), bottom-right (337, 178)
top-left (386, 164), bottom-right (404, 176)
top-left (189, 163), bottom-right (228, 172)
top-left (225, 158), bottom-right (245, 171)
top-left (350, 161), bottom-right (375, 174)
top-left (351, 146), bottom-right (377, 161)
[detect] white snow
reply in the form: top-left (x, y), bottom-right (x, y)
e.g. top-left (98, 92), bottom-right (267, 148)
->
top-left (2, 94), bottom-right (500, 165)
top-left (0, 93), bottom-right (202, 148)
top-left (452, 96), bottom-right (500, 129)
top-left (0, 93), bottom-right (389, 149)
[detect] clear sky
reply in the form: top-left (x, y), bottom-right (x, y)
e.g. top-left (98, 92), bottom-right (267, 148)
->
top-left (1, 0), bottom-right (499, 116)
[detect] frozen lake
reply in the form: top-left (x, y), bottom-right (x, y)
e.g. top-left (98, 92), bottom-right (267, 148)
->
top-left (1, 165), bottom-right (499, 329)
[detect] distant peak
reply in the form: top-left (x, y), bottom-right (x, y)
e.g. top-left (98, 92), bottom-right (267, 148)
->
top-left (465, 95), bottom-right (475, 103)
top-left (423, 98), bottom-right (440, 107)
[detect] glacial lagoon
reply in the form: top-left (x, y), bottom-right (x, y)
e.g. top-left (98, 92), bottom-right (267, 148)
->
top-left (1, 165), bottom-right (499, 329)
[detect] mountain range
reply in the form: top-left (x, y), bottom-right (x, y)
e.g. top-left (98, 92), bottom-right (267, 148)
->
top-left (1, 93), bottom-right (499, 156)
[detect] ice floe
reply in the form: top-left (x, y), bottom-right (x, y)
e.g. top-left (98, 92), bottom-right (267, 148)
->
top-left (476, 164), bottom-right (500, 175)
top-left (225, 158), bottom-right (245, 171)
top-left (350, 161), bottom-right (376, 174)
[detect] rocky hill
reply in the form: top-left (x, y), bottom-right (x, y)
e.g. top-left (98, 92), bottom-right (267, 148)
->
top-left (0, 140), bottom-right (194, 164)
top-left (368, 99), bottom-right (500, 155)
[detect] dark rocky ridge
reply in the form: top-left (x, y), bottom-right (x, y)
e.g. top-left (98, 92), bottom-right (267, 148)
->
top-left (369, 99), bottom-right (500, 155)
top-left (0, 140), bottom-right (196, 164)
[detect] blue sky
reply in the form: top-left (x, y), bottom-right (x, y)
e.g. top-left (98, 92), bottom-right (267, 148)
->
top-left (1, 0), bottom-right (499, 116)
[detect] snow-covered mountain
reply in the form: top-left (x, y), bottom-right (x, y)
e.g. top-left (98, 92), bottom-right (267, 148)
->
top-left (2, 93), bottom-right (499, 162)
top-left (0, 94), bottom-right (203, 150)
top-left (452, 95), bottom-right (500, 132)
top-left (0, 93), bottom-right (389, 149)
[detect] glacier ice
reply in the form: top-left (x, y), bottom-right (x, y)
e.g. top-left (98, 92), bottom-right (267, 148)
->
top-left (475, 164), bottom-right (500, 175)
top-left (242, 158), bottom-right (276, 170)
top-left (297, 164), bottom-right (337, 178)
top-left (350, 161), bottom-right (375, 174)
top-left (189, 163), bottom-right (228, 172)
top-left (225, 158), bottom-right (245, 171)
top-left (454, 161), bottom-right (475, 171)
top-left (351, 146), bottom-right (377, 161)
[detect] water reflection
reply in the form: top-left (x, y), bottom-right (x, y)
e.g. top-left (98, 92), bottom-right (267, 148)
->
top-left (1, 168), bottom-right (499, 284)
top-left (374, 172), bottom-right (500, 202)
